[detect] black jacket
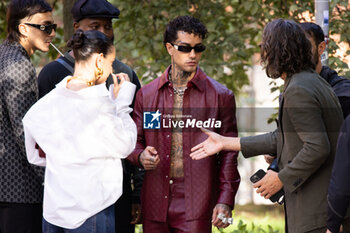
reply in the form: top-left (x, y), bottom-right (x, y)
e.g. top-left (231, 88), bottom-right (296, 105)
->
top-left (320, 66), bottom-right (350, 118)
top-left (327, 115), bottom-right (350, 233)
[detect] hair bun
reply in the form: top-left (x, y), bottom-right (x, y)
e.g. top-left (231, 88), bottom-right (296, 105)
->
top-left (67, 29), bottom-right (85, 49)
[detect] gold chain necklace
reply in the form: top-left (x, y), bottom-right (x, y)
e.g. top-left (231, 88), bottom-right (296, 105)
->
top-left (67, 76), bottom-right (95, 86)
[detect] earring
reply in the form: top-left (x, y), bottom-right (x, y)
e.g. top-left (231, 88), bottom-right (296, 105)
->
top-left (95, 67), bottom-right (103, 79)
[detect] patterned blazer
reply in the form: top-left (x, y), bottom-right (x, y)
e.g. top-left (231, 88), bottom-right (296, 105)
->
top-left (0, 40), bottom-right (44, 203)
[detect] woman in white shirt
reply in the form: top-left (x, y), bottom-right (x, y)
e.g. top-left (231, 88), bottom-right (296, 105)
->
top-left (22, 29), bottom-right (137, 233)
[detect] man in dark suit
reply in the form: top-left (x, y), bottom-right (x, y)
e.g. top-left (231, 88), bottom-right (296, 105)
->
top-left (190, 19), bottom-right (343, 233)
top-left (37, 0), bottom-right (144, 232)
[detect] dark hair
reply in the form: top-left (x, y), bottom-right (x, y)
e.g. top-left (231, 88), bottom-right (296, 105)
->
top-left (300, 22), bottom-right (325, 47)
top-left (6, 0), bottom-right (52, 43)
top-left (260, 19), bottom-right (315, 79)
top-left (67, 29), bottom-right (114, 62)
top-left (163, 15), bottom-right (208, 47)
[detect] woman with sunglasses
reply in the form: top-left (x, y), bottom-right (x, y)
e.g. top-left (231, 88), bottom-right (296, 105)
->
top-left (0, 1), bottom-right (55, 232)
top-left (22, 29), bottom-right (137, 233)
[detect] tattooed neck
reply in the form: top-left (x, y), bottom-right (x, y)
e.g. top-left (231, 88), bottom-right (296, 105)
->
top-left (170, 66), bottom-right (193, 87)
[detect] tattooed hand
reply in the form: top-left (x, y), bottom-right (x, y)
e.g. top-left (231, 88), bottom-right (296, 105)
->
top-left (139, 146), bottom-right (160, 170)
top-left (212, 203), bottom-right (232, 228)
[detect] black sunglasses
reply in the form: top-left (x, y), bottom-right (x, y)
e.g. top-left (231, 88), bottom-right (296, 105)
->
top-left (170, 43), bottom-right (206, 53)
top-left (24, 23), bottom-right (57, 35)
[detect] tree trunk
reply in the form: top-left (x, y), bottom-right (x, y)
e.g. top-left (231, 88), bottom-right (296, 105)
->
top-left (63, 0), bottom-right (74, 43)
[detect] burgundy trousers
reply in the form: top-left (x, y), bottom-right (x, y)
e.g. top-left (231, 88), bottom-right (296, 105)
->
top-left (143, 178), bottom-right (212, 233)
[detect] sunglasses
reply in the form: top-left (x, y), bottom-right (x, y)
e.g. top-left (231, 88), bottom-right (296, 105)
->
top-left (170, 43), bottom-right (206, 53)
top-left (24, 23), bottom-right (57, 35)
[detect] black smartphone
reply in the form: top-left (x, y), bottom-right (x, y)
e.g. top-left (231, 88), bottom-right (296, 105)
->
top-left (250, 169), bottom-right (284, 204)
top-left (250, 169), bottom-right (266, 183)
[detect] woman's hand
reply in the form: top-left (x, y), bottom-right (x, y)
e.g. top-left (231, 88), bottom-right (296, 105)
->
top-left (112, 73), bottom-right (130, 99)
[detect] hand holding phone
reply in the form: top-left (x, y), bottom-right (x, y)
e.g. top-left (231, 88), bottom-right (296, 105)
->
top-left (250, 169), bottom-right (284, 204)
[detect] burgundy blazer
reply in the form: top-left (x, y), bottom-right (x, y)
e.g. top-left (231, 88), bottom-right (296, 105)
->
top-left (127, 67), bottom-right (240, 222)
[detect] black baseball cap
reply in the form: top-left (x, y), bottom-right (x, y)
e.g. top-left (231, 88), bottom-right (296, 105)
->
top-left (71, 0), bottom-right (120, 22)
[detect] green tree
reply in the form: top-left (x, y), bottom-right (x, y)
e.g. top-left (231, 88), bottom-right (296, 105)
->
top-left (0, 1), bottom-right (8, 40)
top-left (111, 0), bottom-right (350, 90)
top-left (0, 0), bottom-right (349, 91)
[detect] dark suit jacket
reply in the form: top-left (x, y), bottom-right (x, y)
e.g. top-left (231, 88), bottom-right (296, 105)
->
top-left (241, 70), bottom-right (343, 233)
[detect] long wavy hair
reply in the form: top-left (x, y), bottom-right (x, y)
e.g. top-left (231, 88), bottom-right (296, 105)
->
top-left (260, 19), bottom-right (315, 79)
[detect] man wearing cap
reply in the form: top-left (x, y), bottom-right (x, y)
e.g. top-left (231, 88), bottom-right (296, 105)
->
top-left (37, 1), bottom-right (143, 232)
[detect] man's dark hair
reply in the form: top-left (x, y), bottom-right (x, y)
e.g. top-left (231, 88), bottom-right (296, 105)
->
top-left (67, 29), bottom-right (113, 62)
top-left (163, 15), bottom-right (208, 47)
top-left (300, 22), bottom-right (325, 47)
top-left (6, 0), bottom-right (52, 43)
top-left (260, 19), bottom-right (315, 79)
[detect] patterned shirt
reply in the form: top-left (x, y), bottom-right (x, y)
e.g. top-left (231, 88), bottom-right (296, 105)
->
top-left (0, 40), bottom-right (44, 203)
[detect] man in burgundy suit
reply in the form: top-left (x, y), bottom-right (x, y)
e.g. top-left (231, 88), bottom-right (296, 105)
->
top-left (127, 15), bottom-right (240, 233)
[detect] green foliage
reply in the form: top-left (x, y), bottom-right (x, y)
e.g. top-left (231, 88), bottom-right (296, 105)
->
top-left (111, 0), bottom-right (349, 91)
top-left (111, 0), bottom-right (254, 92)
top-left (0, 0), bottom-right (9, 43)
top-left (0, 0), bottom-right (349, 93)
top-left (231, 220), bottom-right (277, 233)
top-left (329, 0), bottom-right (350, 77)
top-left (135, 219), bottom-right (281, 233)
top-left (212, 220), bottom-right (280, 233)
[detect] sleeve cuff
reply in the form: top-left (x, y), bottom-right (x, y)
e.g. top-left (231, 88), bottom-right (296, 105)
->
top-left (327, 204), bottom-right (343, 233)
top-left (127, 149), bottom-right (144, 168)
top-left (109, 81), bottom-right (136, 105)
top-left (217, 192), bottom-right (235, 208)
top-left (278, 167), bottom-right (303, 193)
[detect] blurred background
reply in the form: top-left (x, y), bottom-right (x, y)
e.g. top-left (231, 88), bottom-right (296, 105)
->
top-left (1, 0), bottom-right (349, 232)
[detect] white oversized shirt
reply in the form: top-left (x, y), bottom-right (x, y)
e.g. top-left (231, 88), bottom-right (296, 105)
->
top-left (23, 77), bottom-right (137, 229)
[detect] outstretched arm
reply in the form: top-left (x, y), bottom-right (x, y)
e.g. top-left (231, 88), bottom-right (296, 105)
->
top-left (190, 128), bottom-right (241, 160)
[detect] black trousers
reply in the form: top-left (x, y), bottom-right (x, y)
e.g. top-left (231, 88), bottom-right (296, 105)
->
top-left (0, 202), bottom-right (42, 233)
top-left (115, 192), bottom-right (135, 233)
top-left (115, 162), bottom-right (135, 233)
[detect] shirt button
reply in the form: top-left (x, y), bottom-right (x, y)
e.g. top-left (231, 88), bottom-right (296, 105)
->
top-left (165, 175), bottom-right (168, 178)
top-left (166, 155), bottom-right (169, 158)
top-left (169, 180), bottom-right (173, 185)
top-left (167, 135), bottom-right (170, 138)
top-left (165, 196), bottom-right (168, 199)
top-left (170, 94), bottom-right (173, 97)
